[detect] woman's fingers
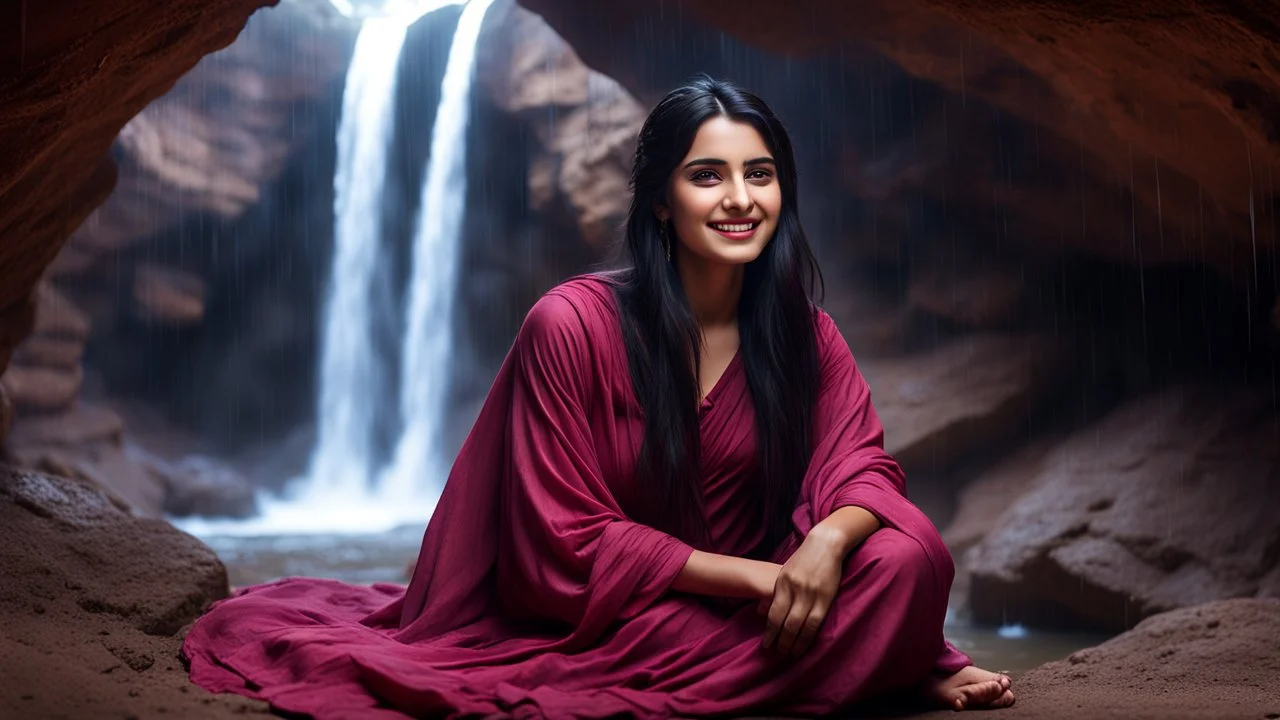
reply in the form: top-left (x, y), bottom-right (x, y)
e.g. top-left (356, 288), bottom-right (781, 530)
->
top-left (774, 596), bottom-right (813, 655)
top-left (762, 583), bottom-right (792, 649)
top-left (790, 602), bottom-right (828, 657)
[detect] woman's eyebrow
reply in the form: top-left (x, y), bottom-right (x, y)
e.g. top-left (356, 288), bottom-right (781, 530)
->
top-left (682, 156), bottom-right (776, 169)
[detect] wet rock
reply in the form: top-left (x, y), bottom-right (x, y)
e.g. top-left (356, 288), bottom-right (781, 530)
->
top-left (906, 245), bottom-right (1028, 329)
top-left (0, 0), bottom-right (274, 422)
top-left (517, 0), bottom-right (1280, 276)
top-left (12, 336), bottom-right (86, 371)
top-left (151, 455), bottom-right (258, 520)
top-left (3, 403), bottom-right (167, 517)
top-left (859, 334), bottom-right (1069, 472)
top-left (51, 1), bottom-right (354, 278)
top-left (967, 387), bottom-right (1280, 632)
top-left (0, 386), bottom-right (11, 445)
top-left (1, 282), bottom-right (91, 415)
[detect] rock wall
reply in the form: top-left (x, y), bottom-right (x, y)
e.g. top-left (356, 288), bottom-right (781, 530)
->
top-left (518, 0), bottom-right (1280, 280)
top-left (0, 0), bottom-right (278, 439)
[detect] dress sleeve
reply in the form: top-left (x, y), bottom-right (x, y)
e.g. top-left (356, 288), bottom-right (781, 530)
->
top-left (497, 292), bottom-right (695, 644)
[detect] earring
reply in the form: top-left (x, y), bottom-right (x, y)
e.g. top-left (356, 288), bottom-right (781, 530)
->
top-left (660, 221), bottom-right (672, 262)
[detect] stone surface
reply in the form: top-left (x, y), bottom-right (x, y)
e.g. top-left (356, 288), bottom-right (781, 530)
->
top-left (860, 334), bottom-right (1070, 472)
top-left (3, 402), bottom-right (168, 517)
top-left (478, 3), bottom-right (642, 247)
top-left (131, 262), bottom-right (207, 325)
top-left (517, 0), bottom-right (1280, 278)
top-left (50, 0), bottom-right (354, 278)
top-left (0, 282), bottom-right (92, 416)
top-left (153, 455), bottom-right (259, 519)
top-left (0, 0), bottom-right (278, 385)
top-left (967, 386), bottom-right (1280, 632)
top-left (0, 464), bottom-right (268, 719)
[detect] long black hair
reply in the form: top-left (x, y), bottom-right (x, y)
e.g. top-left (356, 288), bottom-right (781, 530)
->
top-left (610, 75), bottom-right (824, 553)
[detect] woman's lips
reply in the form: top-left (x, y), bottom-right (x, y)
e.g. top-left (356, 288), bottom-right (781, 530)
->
top-left (707, 221), bottom-right (759, 240)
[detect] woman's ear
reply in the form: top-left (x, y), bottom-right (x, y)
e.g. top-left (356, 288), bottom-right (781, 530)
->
top-left (654, 204), bottom-right (670, 223)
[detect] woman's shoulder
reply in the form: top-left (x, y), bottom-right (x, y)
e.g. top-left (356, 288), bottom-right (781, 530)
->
top-left (808, 303), bottom-right (841, 341)
top-left (521, 273), bottom-right (620, 348)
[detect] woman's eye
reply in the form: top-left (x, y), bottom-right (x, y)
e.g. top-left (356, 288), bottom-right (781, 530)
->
top-left (691, 170), bottom-right (719, 182)
top-left (747, 169), bottom-right (773, 180)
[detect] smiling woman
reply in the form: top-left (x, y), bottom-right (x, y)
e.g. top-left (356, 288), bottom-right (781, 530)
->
top-left (659, 117), bottom-right (781, 268)
top-left (183, 75), bottom-right (1014, 718)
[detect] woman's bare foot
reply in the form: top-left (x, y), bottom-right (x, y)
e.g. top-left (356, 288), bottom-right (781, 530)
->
top-left (923, 665), bottom-right (1016, 711)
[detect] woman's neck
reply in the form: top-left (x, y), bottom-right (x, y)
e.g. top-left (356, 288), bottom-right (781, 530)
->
top-left (676, 251), bottom-right (743, 328)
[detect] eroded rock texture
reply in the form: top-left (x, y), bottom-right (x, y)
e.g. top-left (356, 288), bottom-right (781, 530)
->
top-left (0, 0), bottom-right (278, 400)
top-left (518, 0), bottom-right (1280, 277)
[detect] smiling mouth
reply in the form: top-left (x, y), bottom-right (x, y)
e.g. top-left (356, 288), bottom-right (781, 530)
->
top-left (707, 221), bottom-right (761, 236)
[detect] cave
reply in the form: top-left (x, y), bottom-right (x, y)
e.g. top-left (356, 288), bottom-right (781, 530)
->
top-left (1, 0), bottom-right (1279, 717)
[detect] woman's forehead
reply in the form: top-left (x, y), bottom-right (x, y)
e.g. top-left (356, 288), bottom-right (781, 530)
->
top-left (682, 117), bottom-right (772, 162)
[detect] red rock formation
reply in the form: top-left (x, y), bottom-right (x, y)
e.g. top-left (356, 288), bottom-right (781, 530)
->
top-left (0, 0), bottom-right (278, 441)
top-left (517, 0), bottom-right (1280, 276)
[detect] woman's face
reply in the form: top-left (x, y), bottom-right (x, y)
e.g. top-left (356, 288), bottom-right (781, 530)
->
top-left (658, 116), bottom-right (782, 267)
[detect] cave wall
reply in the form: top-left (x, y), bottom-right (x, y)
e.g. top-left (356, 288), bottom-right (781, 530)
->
top-left (518, 0), bottom-right (1280, 287)
top-left (0, 0), bottom-right (279, 439)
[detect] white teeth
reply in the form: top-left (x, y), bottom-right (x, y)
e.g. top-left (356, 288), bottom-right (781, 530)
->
top-left (710, 223), bottom-right (754, 232)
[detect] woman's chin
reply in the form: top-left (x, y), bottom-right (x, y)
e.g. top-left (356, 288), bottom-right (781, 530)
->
top-left (684, 245), bottom-right (768, 268)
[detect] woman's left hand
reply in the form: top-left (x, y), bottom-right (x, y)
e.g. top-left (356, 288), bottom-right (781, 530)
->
top-left (760, 527), bottom-right (845, 657)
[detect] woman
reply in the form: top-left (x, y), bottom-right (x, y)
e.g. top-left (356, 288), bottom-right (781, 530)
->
top-left (184, 76), bottom-right (1016, 718)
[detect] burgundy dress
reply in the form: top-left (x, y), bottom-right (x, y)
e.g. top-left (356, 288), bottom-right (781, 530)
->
top-left (183, 274), bottom-right (971, 718)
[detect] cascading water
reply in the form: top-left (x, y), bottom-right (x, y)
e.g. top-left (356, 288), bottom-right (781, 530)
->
top-left (305, 15), bottom-right (407, 502)
top-left (378, 0), bottom-right (496, 502)
top-left (178, 0), bottom-right (493, 536)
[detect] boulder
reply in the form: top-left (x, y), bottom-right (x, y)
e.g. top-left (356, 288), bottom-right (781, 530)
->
top-left (967, 387), bottom-right (1280, 632)
top-left (3, 403), bottom-right (167, 517)
top-left (860, 334), bottom-right (1070, 472)
top-left (0, 464), bottom-right (267, 718)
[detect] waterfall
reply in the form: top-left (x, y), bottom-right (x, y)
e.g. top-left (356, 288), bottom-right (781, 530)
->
top-left (305, 16), bottom-right (407, 501)
top-left (378, 0), bottom-right (497, 503)
top-left (178, 0), bottom-right (492, 537)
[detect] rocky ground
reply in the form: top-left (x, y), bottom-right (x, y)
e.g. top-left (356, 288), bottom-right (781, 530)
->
top-left (4, 464), bottom-right (1279, 720)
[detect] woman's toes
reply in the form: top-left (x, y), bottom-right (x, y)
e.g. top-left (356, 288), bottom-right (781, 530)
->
top-left (955, 680), bottom-right (1005, 709)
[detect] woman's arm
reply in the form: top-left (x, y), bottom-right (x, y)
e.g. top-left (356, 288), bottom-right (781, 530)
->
top-left (810, 505), bottom-right (881, 556)
top-left (671, 550), bottom-right (781, 599)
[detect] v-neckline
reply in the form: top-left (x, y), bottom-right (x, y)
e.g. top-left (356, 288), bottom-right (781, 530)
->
top-left (699, 347), bottom-right (742, 412)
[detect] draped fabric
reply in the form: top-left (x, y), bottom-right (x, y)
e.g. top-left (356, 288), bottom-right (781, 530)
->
top-left (184, 274), bottom-right (970, 718)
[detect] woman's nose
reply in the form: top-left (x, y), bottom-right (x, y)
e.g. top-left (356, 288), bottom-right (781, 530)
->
top-left (723, 178), bottom-right (753, 210)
